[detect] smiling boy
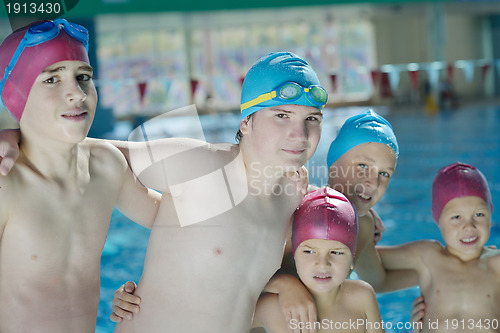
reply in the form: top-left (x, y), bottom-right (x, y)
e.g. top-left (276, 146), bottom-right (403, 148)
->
top-left (105, 52), bottom-right (326, 332)
top-left (376, 162), bottom-right (500, 332)
top-left (0, 20), bottom-right (160, 332)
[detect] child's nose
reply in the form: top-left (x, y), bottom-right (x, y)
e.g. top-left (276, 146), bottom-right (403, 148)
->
top-left (289, 120), bottom-right (307, 141)
top-left (364, 166), bottom-right (379, 188)
top-left (66, 79), bottom-right (86, 103)
top-left (463, 217), bottom-right (477, 229)
top-left (315, 255), bottom-right (330, 267)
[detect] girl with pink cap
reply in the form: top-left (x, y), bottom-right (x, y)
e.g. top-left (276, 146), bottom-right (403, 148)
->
top-left (252, 187), bottom-right (385, 333)
top-left (373, 162), bottom-right (500, 332)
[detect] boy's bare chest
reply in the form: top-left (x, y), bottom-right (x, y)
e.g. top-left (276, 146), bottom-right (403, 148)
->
top-left (0, 175), bottom-right (116, 304)
top-left (424, 258), bottom-right (500, 317)
top-left (13, 169), bottom-right (118, 216)
top-left (153, 189), bottom-right (295, 258)
top-left (143, 190), bottom-right (300, 293)
top-left (4, 171), bottom-right (119, 260)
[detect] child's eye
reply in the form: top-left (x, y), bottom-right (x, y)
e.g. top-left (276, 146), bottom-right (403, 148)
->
top-left (44, 76), bottom-right (59, 84)
top-left (451, 215), bottom-right (460, 220)
top-left (306, 115), bottom-right (321, 122)
top-left (77, 73), bottom-right (92, 81)
top-left (358, 163), bottom-right (368, 169)
top-left (276, 113), bottom-right (288, 119)
top-left (331, 251), bottom-right (344, 255)
top-left (303, 249), bottom-right (314, 254)
top-left (475, 212), bottom-right (485, 217)
top-left (379, 171), bottom-right (391, 178)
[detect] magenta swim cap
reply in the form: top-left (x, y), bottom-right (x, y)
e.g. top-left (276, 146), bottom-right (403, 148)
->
top-left (0, 21), bottom-right (89, 122)
top-left (292, 187), bottom-right (358, 256)
top-left (432, 162), bottom-right (493, 223)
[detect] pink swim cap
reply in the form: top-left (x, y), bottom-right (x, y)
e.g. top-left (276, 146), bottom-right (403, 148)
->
top-left (0, 21), bottom-right (89, 122)
top-left (432, 162), bottom-right (493, 223)
top-left (292, 187), bottom-right (358, 256)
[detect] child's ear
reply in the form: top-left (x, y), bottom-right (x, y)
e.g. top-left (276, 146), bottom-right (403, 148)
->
top-left (347, 265), bottom-right (354, 279)
top-left (239, 117), bottom-right (251, 135)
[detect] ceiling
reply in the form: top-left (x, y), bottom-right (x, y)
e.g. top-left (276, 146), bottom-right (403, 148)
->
top-left (0, 0), bottom-right (500, 19)
top-left (74, 0), bottom-right (500, 17)
top-left (2, 0), bottom-right (500, 28)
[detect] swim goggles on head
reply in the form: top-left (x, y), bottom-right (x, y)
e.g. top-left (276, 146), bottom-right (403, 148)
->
top-left (241, 82), bottom-right (328, 112)
top-left (0, 19), bottom-right (89, 95)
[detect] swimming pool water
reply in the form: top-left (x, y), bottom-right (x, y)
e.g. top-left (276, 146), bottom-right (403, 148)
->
top-left (96, 103), bottom-right (500, 332)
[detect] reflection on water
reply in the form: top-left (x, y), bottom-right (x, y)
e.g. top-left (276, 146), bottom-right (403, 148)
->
top-left (97, 104), bottom-right (500, 332)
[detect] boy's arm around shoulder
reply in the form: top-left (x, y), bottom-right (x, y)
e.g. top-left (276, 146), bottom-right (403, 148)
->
top-left (87, 137), bottom-right (227, 192)
top-left (354, 210), bottom-right (418, 292)
top-left (378, 239), bottom-right (440, 271)
top-left (356, 210), bottom-right (421, 292)
top-left (86, 139), bottom-right (161, 229)
top-left (261, 215), bottom-right (317, 333)
top-left (252, 292), bottom-right (284, 330)
top-left (354, 210), bottom-right (386, 288)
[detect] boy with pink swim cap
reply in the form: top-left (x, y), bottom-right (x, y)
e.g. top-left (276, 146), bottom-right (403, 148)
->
top-left (0, 19), bottom-right (89, 174)
top-left (0, 20), bottom-right (160, 332)
top-left (252, 187), bottom-right (385, 332)
top-left (431, 162), bottom-right (493, 224)
top-left (372, 162), bottom-right (500, 332)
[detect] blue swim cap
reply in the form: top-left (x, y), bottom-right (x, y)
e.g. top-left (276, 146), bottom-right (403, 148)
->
top-left (326, 109), bottom-right (399, 168)
top-left (240, 52), bottom-right (323, 120)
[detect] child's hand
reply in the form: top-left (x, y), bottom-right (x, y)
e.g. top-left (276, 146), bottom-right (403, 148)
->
top-left (110, 281), bottom-right (141, 323)
top-left (277, 278), bottom-right (317, 333)
top-left (410, 295), bottom-right (425, 333)
top-left (0, 129), bottom-right (20, 176)
top-left (287, 166), bottom-right (309, 197)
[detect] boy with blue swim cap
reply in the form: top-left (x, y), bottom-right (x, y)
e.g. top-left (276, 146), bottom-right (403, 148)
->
top-left (326, 110), bottom-right (427, 325)
top-left (326, 109), bottom-right (399, 169)
top-left (82, 52), bottom-right (325, 333)
top-left (240, 52), bottom-right (327, 119)
top-left (237, 52), bottom-right (327, 141)
top-left (323, 109), bottom-right (421, 293)
top-left (327, 109), bottom-right (398, 247)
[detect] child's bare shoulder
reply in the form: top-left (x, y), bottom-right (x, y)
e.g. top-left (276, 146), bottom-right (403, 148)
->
top-left (482, 247), bottom-right (500, 273)
top-left (84, 139), bottom-right (128, 171)
top-left (202, 142), bottom-right (239, 161)
top-left (343, 279), bottom-right (376, 298)
top-left (397, 239), bottom-right (443, 253)
top-left (412, 239), bottom-right (441, 248)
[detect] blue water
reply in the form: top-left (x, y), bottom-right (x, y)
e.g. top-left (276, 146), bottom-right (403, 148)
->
top-left (96, 103), bottom-right (500, 332)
